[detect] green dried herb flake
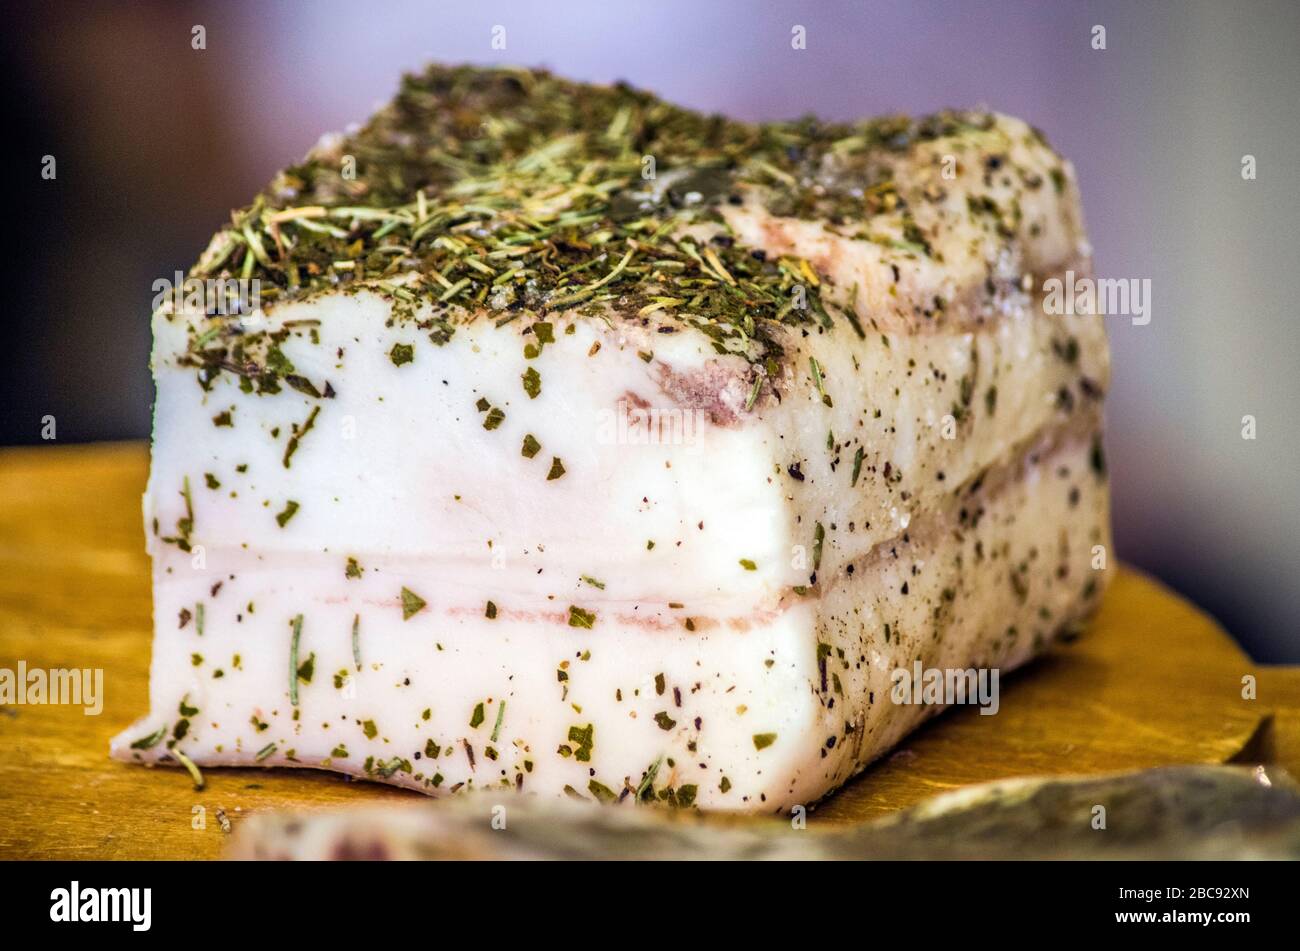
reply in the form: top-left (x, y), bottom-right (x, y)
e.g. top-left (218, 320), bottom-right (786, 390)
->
top-left (400, 587), bottom-right (427, 620)
top-left (568, 723), bottom-right (594, 761)
top-left (522, 366), bottom-right (541, 399)
top-left (130, 726), bottom-right (167, 750)
top-left (275, 500), bottom-right (300, 527)
top-left (568, 605), bottom-right (596, 629)
top-left (288, 613), bottom-right (304, 705)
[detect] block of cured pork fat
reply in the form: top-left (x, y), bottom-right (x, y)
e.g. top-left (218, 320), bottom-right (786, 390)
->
top-left (113, 66), bottom-right (1112, 812)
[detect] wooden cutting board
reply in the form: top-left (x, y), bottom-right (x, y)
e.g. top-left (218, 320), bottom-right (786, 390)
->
top-left (1, 443), bottom-right (1297, 859)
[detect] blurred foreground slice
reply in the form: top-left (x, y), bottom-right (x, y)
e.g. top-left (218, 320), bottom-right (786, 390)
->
top-left (227, 765), bottom-right (1300, 860)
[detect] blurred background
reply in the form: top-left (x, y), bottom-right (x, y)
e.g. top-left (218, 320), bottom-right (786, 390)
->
top-left (4, 0), bottom-right (1297, 659)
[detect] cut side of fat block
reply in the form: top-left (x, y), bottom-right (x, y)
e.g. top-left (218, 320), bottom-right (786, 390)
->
top-left (113, 66), bottom-right (1112, 812)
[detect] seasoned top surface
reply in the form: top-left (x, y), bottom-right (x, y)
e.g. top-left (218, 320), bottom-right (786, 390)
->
top-left (184, 64), bottom-right (1073, 366)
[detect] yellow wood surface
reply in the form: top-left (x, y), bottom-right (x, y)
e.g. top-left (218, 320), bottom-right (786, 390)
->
top-left (1, 443), bottom-right (1297, 858)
